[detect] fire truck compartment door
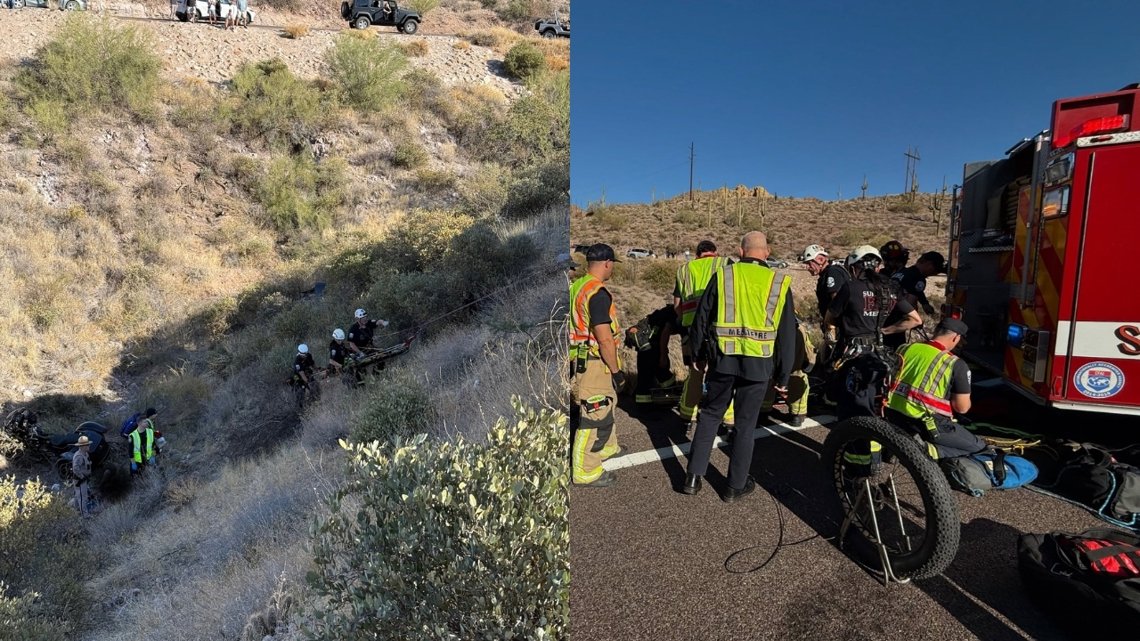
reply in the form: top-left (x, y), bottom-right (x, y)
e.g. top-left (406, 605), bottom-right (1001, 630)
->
top-left (1061, 143), bottom-right (1140, 408)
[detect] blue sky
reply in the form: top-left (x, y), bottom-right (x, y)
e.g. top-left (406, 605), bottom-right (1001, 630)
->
top-left (570, 0), bottom-right (1140, 206)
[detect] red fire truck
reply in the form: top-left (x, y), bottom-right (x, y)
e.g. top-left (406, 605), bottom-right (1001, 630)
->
top-left (945, 84), bottom-right (1140, 416)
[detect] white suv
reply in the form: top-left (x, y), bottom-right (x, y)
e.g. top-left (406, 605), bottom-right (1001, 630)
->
top-left (626, 248), bottom-right (655, 259)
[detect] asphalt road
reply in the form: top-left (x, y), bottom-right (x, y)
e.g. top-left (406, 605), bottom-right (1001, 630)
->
top-left (570, 382), bottom-right (1116, 641)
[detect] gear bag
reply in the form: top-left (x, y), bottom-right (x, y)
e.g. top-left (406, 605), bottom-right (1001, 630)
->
top-left (120, 412), bottom-right (141, 438)
top-left (940, 448), bottom-right (1039, 497)
top-left (1017, 528), bottom-right (1140, 632)
top-left (1032, 442), bottom-right (1140, 529)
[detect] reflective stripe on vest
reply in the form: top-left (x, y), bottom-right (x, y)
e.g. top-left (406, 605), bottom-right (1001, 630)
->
top-left (676, 256), bottom-right (726, 328)
top-left (712, 262), bottom-right (789, 358)
top-left (887, 343), bottom-right (958, 420)
top-left (569, 274), bottom-right (620, 360)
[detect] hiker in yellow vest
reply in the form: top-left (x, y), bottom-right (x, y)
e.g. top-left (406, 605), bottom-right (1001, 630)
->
top-left (569, 244), bottom-right (626, 488)
top-left (886, 318), bottom-right (987, 459)
top-left (673, 240), bottom-right (735, 426)
top-left (129, 409), bottom-right (158, 476)
top-left (682, 232), bottom-right (795, 503)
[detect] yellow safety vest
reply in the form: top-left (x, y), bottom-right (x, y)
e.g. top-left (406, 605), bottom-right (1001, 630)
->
top-left (711, 262), bottom-right (790, 358)
top-left (130, 426), bottom-right (155, 464)
top-left (675, 256), bottom-right (728, 328)
top-left (887, 342), bottom-right (958, 424)
top-left (569, 274), bottom-right (621, 361)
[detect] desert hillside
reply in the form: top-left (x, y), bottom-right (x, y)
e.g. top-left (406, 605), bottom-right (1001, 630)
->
top-left (0, 6), bottom-right (569, 640)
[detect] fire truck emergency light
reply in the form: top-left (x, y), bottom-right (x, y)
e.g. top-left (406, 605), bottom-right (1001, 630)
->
top-left (1052, 114), bottom-right (1130, 148)
top-left (1007, 323), bottom-right (1025, 348)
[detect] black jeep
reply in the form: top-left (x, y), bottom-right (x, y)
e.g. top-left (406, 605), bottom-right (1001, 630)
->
top-left (341, 0), bottom-right (421, 34)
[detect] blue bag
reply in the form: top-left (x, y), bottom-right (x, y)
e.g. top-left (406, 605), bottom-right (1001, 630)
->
top-left (942, 449), bottom-right (1039, 497)
top-left (120, 412), bottom-right (141, 438)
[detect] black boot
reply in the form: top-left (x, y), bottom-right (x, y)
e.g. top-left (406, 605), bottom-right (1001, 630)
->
top-left (681, 474), bottom-right (702, 495)
top-left (722, 477), bottom-right (756, 503)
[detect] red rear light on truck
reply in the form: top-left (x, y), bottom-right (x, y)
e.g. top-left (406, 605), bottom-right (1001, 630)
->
top-left (1053, 114), bottom-right (1130, 148)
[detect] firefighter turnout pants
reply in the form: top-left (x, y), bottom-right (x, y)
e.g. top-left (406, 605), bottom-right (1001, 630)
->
top-left (572, 359), bottom-right (620, 484)
top-left (686, 371), bottom-right (767, 491)
top-left (679, 340), bottom-right (735, 423)
top-left (760, 370), bottom-right (809, 416)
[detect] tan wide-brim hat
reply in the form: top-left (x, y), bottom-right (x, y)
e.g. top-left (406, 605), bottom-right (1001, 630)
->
top-left (76, 435), bottom-right (91, 447)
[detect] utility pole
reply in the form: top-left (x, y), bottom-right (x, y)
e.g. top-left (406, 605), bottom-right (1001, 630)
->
top-left (689, 142), bottom-right (695, 203)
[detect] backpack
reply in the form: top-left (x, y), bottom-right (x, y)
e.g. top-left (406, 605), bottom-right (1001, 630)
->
top-left (1032, 441), bottom-right (1140, 529)
top-left (940, 448), bottom-right (1039, 496)
top-left (120, 412), bottom-right (141, 438)
top-left (1018, 528), bottom-right (1140, 633)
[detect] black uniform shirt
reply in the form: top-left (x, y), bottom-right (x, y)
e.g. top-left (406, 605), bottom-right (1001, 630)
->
top-left (586, 287), bottom-right (613, 329)
top-left (348, 319), bottom-right (380, 349)
top-left (893, 266), bottom-right (930, 309)
top-left (293, 353), bottom-right (316, 375)
top-left (690, 258), bottom-right (796, 386)
top-left (829, 276), bottom-right (915, 339)
top-left (816, 264), bottom-right (850, 318)
top-left (329, 340), bottom-right (350, 366)
top-left (644, 305), bottom-right (677, 351)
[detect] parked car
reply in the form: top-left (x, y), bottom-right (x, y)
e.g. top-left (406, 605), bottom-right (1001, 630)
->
top-left (768, 259), bottom-right (790, 269)
top-left (175, 0), bottom-right (255, 24)
top-left (627, 248), bottom-right (656, 259)
top-left (534, 16), bottom-right (569, 38)
top-left (341, 0), bottom-right (420, 33)
top-left (9, 0), bottom-right (86, 9)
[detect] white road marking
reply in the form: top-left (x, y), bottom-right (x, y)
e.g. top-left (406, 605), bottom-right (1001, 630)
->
top-left (603, 415), bottom-right (837, 471)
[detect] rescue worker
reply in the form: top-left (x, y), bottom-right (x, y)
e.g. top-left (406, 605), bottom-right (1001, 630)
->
top-left (673, 240), bottom-right (734, 426)
top-left (879, 240), bottom-right (910, 279)
top-left (893, 251), bottom-right (947, 317)
top-left (625, 304), bottom-right (678, 404)
top-left (886, 318), bottom-right (987, 459)
top-left (348, 308), bottom-right (390, 352)
top-left (570, 244), bottom-right (626, 488)
top-left (328, 328), bottom-right (365, 385)
top-left (683, 231), bottom-right (795, 503)
top-left (824, 245), bottom-right (921, 366)
top-left (759, 314), bottom-right (814, 427)
top-left (73, 434), bottom-right (93, 518)
top-left (800, 244), bottom-right (848, 367)
top-left (129, 412), bottom-right (157, 476)
top-left (293, 344), bottom-right (320, 401)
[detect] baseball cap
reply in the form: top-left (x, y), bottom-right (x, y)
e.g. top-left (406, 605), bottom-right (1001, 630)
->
top-left (584, 243), bottom-right (621, 262)
top-left (937, 317), bottom-right (968, 337)
top-left (695, 240), bottom-right (717, 255)
top-left (919, 251), bottom-right (947, 274)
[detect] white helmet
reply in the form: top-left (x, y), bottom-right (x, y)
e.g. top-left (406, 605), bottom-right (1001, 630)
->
top-left (846, 245), bottom-right (883, 268)
top-left (799, 244), bottom-right (828, 263)
top-left (354, 308), bottom-right (367, 319)
top-left (332, 328), bottom-right (345, 341)
top-left (297, 344), bottom-right (309, 354)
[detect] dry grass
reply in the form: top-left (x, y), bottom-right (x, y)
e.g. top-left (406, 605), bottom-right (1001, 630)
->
top-left (402, 39), bottom-right (430, 57)
top-left (534, 37), bottom-right (569, 72)
top-left (283, 23), bottom-right (310, 39)
top-left (463, 26), bottom-right (523, 54)
top-left (452, 39), bottom-right (471, 50)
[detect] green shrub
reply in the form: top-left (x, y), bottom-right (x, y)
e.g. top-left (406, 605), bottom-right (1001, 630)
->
top-left (403, 0), bottom-right (440, 13)
top-left (349, 376), bottom-right (434, 443)
top-left (497, 0), bottom-right (534, 21)
top-left (0, 585), bottom-right (71, 641)
top-left (308, 401), bottom-right (569, 640)
top-left (887, 201), bottom-right (921, 214)
top-left (503, 42), bottom-right (546, 82)
top-left (226, 59), bottom-right (324, 147)
top-left (0, 477), bottom-right (91, 636)
top-left (413, 168), bottom-right (457, 192)
top-left (255, 155), bottom-right (347, 233)
top-left (371, 270), bottom-right (452, 327)
top-left (459, 163), bottom-right (509, 217)
top-left (325, 34), bottom-right (407, 112)
top-left (15, 16), bottom-right (161, 131)
top-left (391, 141), bottom-right (428, 168)
top-left (384, 210), bottom-right (475, 272)
top-left (503, 153), bottom-right (569, 218)
top-left (591, 206), bottom-right (624, 230)
top-left (485, 70), bottom-right (568, 166)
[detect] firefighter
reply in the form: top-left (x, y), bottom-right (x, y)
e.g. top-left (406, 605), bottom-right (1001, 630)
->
top-left (879, 240), bottom-right (910, 279)
top-left (886, 318), bottom-right (987, 459)
top-left (893, 251), bottom-right (947, 317)
top-left (129, 412), bottom-right (157, 476)
top-left (683, 232), bottom-right (795, 503)
top-left (824, 245), bottom-right (921, 366)
top-left (348, 308), bottom-right (390, 352)
top-left (758, 314), bottom-right (814, 427)
top-left (800, 244), bottom-right (849, 364)
top-left (329, 329), bottom-right (364, 384)
top-left (625, 304), bottom-right (679, 404)
top-left (673, 240), bottom-right (735, 426)
top-left (570, 244), bottom-right (626, 488)
top-left (292, 344), bottom-right (321, 402)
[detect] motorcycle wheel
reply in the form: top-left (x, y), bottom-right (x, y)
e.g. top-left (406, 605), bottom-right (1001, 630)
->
top-left (820, 416), bottom-right (960, 579)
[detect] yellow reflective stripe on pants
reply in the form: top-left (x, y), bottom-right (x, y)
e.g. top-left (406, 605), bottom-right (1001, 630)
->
top-left (572, 359), bottom-right (617, 484)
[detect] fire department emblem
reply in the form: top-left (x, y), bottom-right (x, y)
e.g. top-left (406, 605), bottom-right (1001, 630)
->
top-left (1073, 361), bottom-right (1125, 399)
